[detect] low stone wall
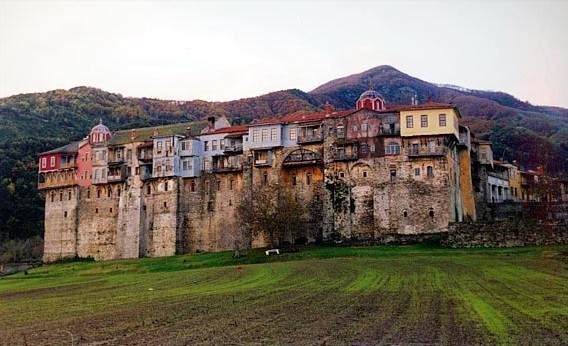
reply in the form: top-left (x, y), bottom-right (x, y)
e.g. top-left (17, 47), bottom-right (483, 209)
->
top-left (326, 233), bottom-right (444, 247)
top-left (443, 220), bottom-right (568, 248)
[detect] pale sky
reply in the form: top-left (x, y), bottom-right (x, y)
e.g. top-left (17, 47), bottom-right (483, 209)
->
top-left (1, 0), bottom-right (567, 108)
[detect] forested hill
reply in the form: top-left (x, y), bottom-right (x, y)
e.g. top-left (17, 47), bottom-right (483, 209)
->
top-left (1, 65), bottom-right (567, 242)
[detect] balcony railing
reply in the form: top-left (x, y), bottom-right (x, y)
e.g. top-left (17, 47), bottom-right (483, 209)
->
top-left (223, 144), bottom-right (243, 153)
top-left (59, 162), bottom-right (77, 169)
top-left (333, 152), bottom-right (359, 161)
top-left (254, 159), bottom-right (271, 167)
top-left (38, 178), bottom-right (76, 190)
top-left (213, 164), bottom-right (243, 173)
top-left (379, 128), bottom-right (400, 136)
top-left (108, 157), bottom-right (124, 164)
top-left (408, 147), bottom-right (447, 157)
top-left (488, 171), bottom-right (509, 181)
top-left (297, 133), bottom-right (323, 144)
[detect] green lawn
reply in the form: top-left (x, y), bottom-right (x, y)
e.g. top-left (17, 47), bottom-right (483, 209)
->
top-left (1, 245), bottom-right (567, 345)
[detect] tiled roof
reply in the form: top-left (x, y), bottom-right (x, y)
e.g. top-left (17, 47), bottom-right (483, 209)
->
top-left (472, 139), bottom-right (492, 145)
top-left (207, 125), bottom-right (249, 135)
top-left (248, 118), bottom-right (281, 126)
top-left (109, 121), bottom-right (208, 145)
top-left (280, 110), bottom-right (354, 123)
top-left (40, 141), bottom-right (81, 155)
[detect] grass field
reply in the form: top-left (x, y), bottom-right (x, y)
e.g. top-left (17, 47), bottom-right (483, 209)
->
top-left (1, 245), bottom-right (567, 345)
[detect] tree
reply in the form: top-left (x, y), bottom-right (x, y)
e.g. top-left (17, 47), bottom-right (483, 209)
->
top-left (236, 183), bottom-right (307, 248)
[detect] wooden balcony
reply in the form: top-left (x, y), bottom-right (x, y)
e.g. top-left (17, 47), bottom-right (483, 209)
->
top-left (297, 133), bottom-right (323, 144)
top-left (223, 145), bottom-right (243, 154)
top-left (408, 147), bottom-right (447, 157)
top-left (332, 152), bottom-right (359, 162)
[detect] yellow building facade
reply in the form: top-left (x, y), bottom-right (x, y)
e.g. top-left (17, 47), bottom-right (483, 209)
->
top-left (400, 105), bottom-right (460, 139)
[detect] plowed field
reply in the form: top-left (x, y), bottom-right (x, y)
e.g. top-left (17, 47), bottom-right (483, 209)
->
top-left (1, 245), bottom-right (567, 345)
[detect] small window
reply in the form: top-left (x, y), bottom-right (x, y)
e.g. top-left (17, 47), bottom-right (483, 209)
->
top-left (191, 180), bottom-right (196, 192)
top-left (263, 171), bottom-right (268, 185)
top-left (370, 145), bottom-right (375, 152)
top-left (390, 169), bottom-right (397, 182)
top-left (146, 185), bottom-right (151, 195)
top-left (217, 180), bottom-right (221, 191)
top-left (406, 115), bottom-right (413, 128)
top-left (41, 157), bottom-right (47, 168)
top-left (252, 130), bottom-right (260, 142)
top-left (362, 171), bottom-right (368, 178)
top-left (117, 187), bottom-right (121, 197)
top-left (429, 208), bottom-right (434, 218)
top-left (163, 202), bottom-right (167, 208)
top-left (204, 141), bottom-right (210, 151)
top-left (290, 128), bottom-right (297, 140)
top-left (427, 166), bottom-right (434, 177)
top-left (261, 128), bottom-right (268, 141)
top-left (108, 188), bottom-right (112, 198)
top-left (339, 172), bottom-right (345, 178)
top-left (64, 211), bottom-right (68, 218)
top-left (270, 128), bottom-right (277, 141)
top-left (95, 208), bottom-right (99, 214)
top-left (229, 199), bottom-right (232, 206)
top-left (439, 114), bottom-right (446, 127)
top-left (212, 140), bottom-right (218, 151)
top-left (110, 208), bottom-right (113, 213)
top-left (353, 125), bottom-right (358, 132)
top-left (306, 172), bottom-right (312, 185)
top-left (403, 210), bottom-right (408, 217)
top-left (50, 157), bottom-right (55, 166)
top-left (361, 123), bottom-right (368, 131)
top-left (428, 141), bottom-right (436, 153)
top-left (87, 190), bottom-right (91, 199)
top-left (421, 115), bottom-right (428, 128)
top-left (385, 142), bottom-right (401, 155)
top-left (207, 201), bottom-right (214, 212)
top-left (292, 175), bottom-right (297, 186)
top-left (414, 167), bottom-right (420, 176)
top-left (229, 179), bottom-right (234, 190)
top-left (68, 190), bottom-right (72, 200)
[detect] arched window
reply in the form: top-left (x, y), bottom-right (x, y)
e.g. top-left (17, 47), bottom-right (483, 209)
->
top-left (427, 166), bottom-right (434, 177)
top-left (385, 142), bottom-right (401, 155)
top-left (429, 208), bottom-right (434, 218)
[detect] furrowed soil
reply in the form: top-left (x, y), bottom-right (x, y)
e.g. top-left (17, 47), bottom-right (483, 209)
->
top-left (1, 245), bottom-right (567, 345)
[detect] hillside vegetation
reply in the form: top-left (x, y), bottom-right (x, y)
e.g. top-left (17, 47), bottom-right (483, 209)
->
top-left (1, 245), bottom-right (567, 345)
top-left (1, 65), bottom-right (567, 242)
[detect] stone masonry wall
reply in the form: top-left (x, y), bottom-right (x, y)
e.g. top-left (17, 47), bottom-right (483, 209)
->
top-left (43, 186), bottom-right (79, 262)
top-left (443, 220), bottom-right (568, 248)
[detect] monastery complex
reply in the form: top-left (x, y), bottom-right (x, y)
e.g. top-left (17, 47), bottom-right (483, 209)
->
top-left (38, 90), bottom-right (554, 261)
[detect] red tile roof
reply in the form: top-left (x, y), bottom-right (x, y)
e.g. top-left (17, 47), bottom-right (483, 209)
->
top-left (280, 110), bottom-right (354, 123)
top-left (208, 125), bottom-right (248, 135)
top-left (248, 118), bottom-right (281, 126)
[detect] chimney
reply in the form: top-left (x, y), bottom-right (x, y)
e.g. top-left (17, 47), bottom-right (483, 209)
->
top-left (186, 127), bottom-right (192, 138)
top-left (411, 93), bottom-right (418, 106)
top-left (324, 101), bottom-right (332, 114)
top-left (207, 116), bottom-right (216, 131)
top-left (153, 128), bottom-right (159, 136)
top-left (130, 129), bottom-right (136, 140)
